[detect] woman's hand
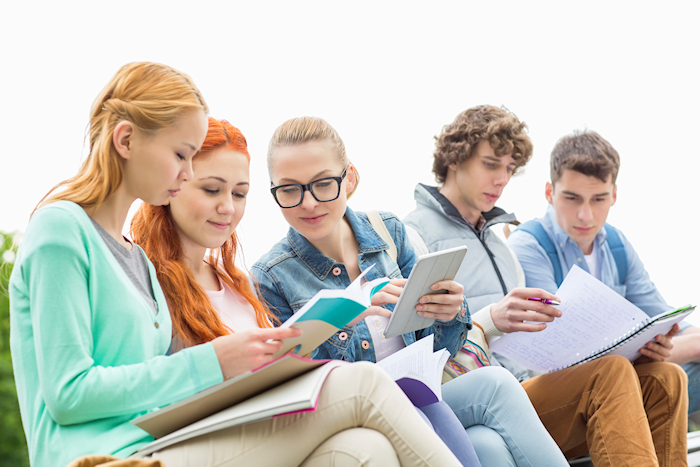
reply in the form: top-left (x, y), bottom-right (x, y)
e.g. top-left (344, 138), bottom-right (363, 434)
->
top-left (370, 278), bottom-right (407, 307)
top-left (415, 280), bottom-right (465, 322)
top-left (210, 327), bottom-right (302, 379)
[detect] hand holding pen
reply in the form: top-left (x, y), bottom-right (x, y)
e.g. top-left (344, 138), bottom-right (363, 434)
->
top-left (489, 288), bottom-right (562, 333)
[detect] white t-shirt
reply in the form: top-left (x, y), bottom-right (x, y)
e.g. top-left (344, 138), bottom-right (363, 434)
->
top-left (206, 277), bottom-right (262, 332)
top-left (584, 242), bottom-right (600, 280)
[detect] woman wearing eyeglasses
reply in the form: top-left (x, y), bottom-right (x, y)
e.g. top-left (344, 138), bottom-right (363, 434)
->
top-left (251, 116), bottom-right (569, 467)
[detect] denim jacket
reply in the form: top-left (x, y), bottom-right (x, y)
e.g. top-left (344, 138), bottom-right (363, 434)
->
top-left (251, 207), bottom-right (470, 362)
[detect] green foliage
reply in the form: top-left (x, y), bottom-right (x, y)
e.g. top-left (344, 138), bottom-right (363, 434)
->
top-left (0, 231), bottom-right (30, 467)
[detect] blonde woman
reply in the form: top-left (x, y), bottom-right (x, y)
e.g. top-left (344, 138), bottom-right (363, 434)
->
top-left (9, 63), bottom-right (464, 467)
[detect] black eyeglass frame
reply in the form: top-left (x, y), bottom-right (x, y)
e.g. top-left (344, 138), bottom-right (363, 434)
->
top-left (270, 166), bottom-right (348, 209)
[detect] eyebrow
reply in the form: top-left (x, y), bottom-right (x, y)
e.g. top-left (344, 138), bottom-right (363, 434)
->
top-left (184, 143), bottom-right (197, 151)
top-left (198, 176), bottom-right (227, 183)
top-left (277, 169), bottom-right (334, 184)
top-left (483, 155), bottom-right (516, 166)
top-left (561, 190), bottom-right (610, 197)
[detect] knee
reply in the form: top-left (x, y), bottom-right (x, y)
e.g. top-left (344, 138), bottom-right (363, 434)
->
top-left (645, 361), bottom-right (688, 391)
top-left (471, 366), bottom-right (525, 395)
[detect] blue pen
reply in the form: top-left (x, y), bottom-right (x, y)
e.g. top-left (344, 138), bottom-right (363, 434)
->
top-left (528, 298), bottom-right (561, 306)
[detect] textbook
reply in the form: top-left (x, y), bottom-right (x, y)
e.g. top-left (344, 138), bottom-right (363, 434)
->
top-left (131, 354), bottom-right (339, 439)
top-left (132, 357), bottom-right (346, 457)
top-left (273, 264), bottom-right (390, 358)
top-left (376, 334), bottom-right (449, 407)
top-left (489, 265), bottom-right (695, 373)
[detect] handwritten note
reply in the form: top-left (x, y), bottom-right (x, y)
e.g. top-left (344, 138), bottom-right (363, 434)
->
top-left (489, 266), bottom-right (648, 372)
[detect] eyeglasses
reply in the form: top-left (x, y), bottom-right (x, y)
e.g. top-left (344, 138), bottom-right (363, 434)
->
top-left (270, 166), bottom-right (348, 208)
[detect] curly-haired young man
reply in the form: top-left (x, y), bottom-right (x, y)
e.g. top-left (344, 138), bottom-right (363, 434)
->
top-left (403, 106), bottom-right (688, 467)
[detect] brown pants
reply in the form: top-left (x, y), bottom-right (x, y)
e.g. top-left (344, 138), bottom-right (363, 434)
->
top-left (522, 355), bottom-right (688, 467)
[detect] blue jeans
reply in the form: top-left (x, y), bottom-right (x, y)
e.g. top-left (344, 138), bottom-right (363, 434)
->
top-left (442, 366), bottom-right (568, 467)
top-left (682, 361), bottom-right (700, 415)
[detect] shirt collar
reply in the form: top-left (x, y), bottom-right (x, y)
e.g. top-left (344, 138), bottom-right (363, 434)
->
top-left (285, 206), bottom-right (387, 280)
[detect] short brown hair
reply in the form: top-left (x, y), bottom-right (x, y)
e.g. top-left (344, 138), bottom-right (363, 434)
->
top-left (432, 105), bottom-right (533, 184)
top-left (550, 130), bottom-right (620, 185)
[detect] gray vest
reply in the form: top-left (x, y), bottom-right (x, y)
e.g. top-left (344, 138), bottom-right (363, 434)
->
top-left (403, 184), bottom-right (519, 310)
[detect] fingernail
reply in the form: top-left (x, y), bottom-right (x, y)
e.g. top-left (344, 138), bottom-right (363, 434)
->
top-left (420, 297), bottom-right (427, 303)
top-left (418, 312), bottom-right (426, 317)
top-left (416, 305), bottom-right (424, 311)
top-left (431, 284), bottom-right (439, 290)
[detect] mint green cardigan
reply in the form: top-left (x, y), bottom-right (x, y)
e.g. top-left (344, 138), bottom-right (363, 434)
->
top-left (9, 201), bottom-right (223, 466)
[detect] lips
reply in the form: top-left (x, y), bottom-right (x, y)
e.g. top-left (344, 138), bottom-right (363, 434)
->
top-left (573, 226), bottom-right (594, 233)
top-left (168, 189), bottom-right (180, 197)
top-left (299, 214), bottom-right (326, 225)
top-left (208, 221), bottom-right (230, 231)
top-left (484, 193), bottom-right (500, 202)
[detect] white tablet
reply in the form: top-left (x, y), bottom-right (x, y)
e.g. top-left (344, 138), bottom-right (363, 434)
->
top-left (384, 245), bottom-right (468, 338)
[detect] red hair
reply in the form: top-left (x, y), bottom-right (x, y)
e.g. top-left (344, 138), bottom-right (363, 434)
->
top-left (131, 118), bottom-right (277, 347)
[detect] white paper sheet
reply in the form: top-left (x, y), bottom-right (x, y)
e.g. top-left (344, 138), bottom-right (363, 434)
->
top-left (489, 266), bottom-right (648, 372)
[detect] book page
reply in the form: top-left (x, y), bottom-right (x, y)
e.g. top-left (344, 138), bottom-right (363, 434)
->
top-left (375, 334), bottom-right (433, 380)
top-left (490, 266), bottom-right (649, 372)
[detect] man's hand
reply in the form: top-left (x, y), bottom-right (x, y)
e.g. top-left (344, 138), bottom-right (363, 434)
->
top-left (490, 288), bottom-right (562, 333)
top-left (634, 324), bottom-right (681, 365)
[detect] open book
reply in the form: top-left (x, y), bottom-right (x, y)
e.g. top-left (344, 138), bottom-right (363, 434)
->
top-left (273, 264), bottom-right (390, 358)
top-left (376, 335), bottom-right (449, 407)
top-left (132, 354), bottom-right (341, 440)
top-left (132, 357), bottom-right (346, 457)
top-left (490, 265), bottom-right (695, 373)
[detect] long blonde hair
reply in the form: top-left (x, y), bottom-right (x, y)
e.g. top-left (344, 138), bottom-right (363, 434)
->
top-left (37, 62), bottom-right (208, 211)
top-left (267, 116), bottom-right (360, 198)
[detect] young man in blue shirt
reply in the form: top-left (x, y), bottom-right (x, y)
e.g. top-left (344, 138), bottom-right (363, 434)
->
top-left (404, 106), bottom-right (688, 466)
top-left (508, 130), bottom-right (700, 415)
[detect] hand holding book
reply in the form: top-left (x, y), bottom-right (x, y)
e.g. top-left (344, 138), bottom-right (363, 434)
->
top-left (635, 323), bottom-right (681, 365)
top-left (211, 327), bottom-right (303, 379)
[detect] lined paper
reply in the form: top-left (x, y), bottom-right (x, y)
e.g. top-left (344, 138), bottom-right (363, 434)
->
top-left (489, 266), bottom-right (648, 372)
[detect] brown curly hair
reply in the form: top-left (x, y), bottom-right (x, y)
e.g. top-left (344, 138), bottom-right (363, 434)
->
top-left (432, 105), bottom-right (533, 184)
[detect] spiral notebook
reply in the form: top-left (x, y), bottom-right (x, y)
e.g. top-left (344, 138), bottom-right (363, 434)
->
top-left (490, 265), bottom-right (695, 373)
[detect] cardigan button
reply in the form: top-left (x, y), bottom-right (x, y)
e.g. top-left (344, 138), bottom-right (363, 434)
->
top-left (361, 340), bottom-right (370, 349)
top-left (338, 332), bottom-right (348, 341)
top-left (332, 267), bottom-right (342, 276)
top-left (154, 322), bottom-right (160, 329)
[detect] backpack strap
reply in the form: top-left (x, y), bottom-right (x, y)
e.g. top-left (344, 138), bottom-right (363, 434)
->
top-left (603, 224), bottom-right (628, 284)
top-left (517, 220), bottom-right (564, 287)
top-left (366, 210), bottom-right (398, 263)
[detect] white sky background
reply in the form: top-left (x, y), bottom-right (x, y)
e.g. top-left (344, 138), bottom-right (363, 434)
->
top-left (2, 2), bottom-right (699, 323)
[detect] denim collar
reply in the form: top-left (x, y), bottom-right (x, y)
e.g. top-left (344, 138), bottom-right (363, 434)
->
top-left (286, 206), bottom-right (388, 280)
top-left (543, 205), bottom-right (608, 248)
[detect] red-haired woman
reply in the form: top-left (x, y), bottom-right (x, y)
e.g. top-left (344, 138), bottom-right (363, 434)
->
top-left (132, 118), bottom-right (278, 350)
top-left (131, 118), bottom-right (476, 466)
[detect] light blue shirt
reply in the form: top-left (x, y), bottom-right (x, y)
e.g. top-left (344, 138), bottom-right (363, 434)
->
top-left (508, 206), bottom-right (682, 324)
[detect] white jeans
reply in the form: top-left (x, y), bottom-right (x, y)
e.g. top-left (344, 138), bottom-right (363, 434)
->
top-left (149, 362), bottom-right (462, 467)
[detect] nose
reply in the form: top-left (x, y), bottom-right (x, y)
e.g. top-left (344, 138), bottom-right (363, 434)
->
top-left (299, 187), bottom-right (319, 210)
top-left (494, 167), bottom-right (509, 186)
top-left (578, 202), bottom-right (593, 222)
top-left (218, 195), bottom-right (235, 216)
top-left (180, 160), bottom-right (194, 182)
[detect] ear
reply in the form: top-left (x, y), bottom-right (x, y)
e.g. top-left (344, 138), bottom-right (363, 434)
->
top-left (448, 162), bottom-right (457, 172)
top-left (611, 184), bottom-right (617, 206)
top-left (545, 181), bottom-right (554, 205)
top-left (113, 121), bottom-right (135, 160)
top-left (345, 165), bottom-right (357, 195)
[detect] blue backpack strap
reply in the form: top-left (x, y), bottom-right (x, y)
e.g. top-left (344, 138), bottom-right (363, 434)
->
top-left (517, 220), bottom-right (564, 287)
top-left (603, 224), bottom-right (628, 284)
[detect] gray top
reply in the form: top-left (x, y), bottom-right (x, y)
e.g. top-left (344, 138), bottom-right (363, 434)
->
top-left (90, 218), bottom-right (158, 316)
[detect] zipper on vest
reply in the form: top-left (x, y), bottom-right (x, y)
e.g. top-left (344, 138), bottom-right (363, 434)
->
top-left (449, 214), bottom-right (509, 296)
